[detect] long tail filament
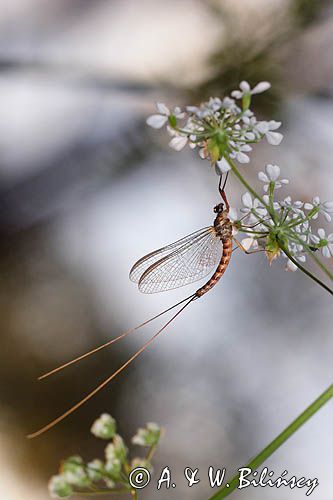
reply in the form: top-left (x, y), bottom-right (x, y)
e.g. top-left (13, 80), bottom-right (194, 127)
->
top-left (28, 294), bottom-right (196, 439)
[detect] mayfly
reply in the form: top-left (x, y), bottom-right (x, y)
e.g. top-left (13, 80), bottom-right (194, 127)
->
top-left (29, 175), bottom-right (249, 438)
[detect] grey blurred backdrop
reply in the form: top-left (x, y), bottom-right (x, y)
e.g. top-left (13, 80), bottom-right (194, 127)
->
top-left (0, 1), bottom-right (332, 499)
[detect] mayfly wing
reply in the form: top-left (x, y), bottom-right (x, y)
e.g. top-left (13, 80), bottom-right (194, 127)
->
top-left (130, 227), bottom-right (222, 294)
top-left (139, 230), bottom-right (221, 293)
top-left (130, 227), bottom-right (213, 283)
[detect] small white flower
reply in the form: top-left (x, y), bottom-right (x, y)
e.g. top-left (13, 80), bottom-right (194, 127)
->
top-left (310, 228), bottom-right (333, 257)
top-left (304, 197), bottom-right (333, 222)
top-left (258, 164), bottom-right (289, 192)
top-left (186, 99), bottom-right (220, 118)
top-left (146, 103), bottom-right (184, 129)
top-left (262, 194), bottom-right (280, 211)
top-left (105, 456), bottom-right (121, 481)
top-left (132, 433), bottom-right (146, 446)
top-left (87, 459), bottom-right (104, 481)
top-left (62, 456), bottom-right (90, 488)
top-left (286, 259), bottom-right (298, 272)
top-left (64, 468), bottom-right (88, 487)
top-left (231, 80), bottom-right (271, 99)
top-left (222, 97), bottom-right (240, 113)
top-left (208, 97), bottom-right (222, 112)
top-left (228, 207), bottom-right (238, 223)
top-left (241, 192), bottom-right (267, 217)
top-left (49, 475), bottom-right (73, 499)
top-left (215, 157), bottom-right (231, 174)
top-left (256, 120), bottom-right (283, 145)
top-left (91, 413), bottom-right (116, 439)
top-left (285, 251), bottom-right (306, 272)
top-left (199, 147), bottom-right (208, 159)
top-left (132, 423), bottom-right (161, 447)
top-left (131, 458), bottom-right (152, 471)
top-left (105, 435), bottom-right (127, 463)
top-left (236, 151), bottom-right (250, 163)
top-left (241, 237), bottom-right (258, 251)
top-left (279, 196), bottom-right (304, 215)
top-left (169, 135), bottom-right (188, 151)
top-left (186, 105), bottom-right (200, 114)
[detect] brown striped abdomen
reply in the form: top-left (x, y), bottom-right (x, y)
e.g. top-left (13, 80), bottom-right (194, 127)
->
top-left (195, 238), bottom-right (232, 298)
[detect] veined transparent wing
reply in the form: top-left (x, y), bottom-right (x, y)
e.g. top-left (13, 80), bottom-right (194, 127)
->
top-left (130, 227), bottom-right (213, 284)
top-left (129, 227), bottom-right (222, 294)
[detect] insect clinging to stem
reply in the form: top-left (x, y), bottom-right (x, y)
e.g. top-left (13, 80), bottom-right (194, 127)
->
top-left (28, 173), bottom-right (255, 439)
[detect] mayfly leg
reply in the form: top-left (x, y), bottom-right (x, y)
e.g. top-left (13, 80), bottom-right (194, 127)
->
top-left (218, 173), bottom-right (229, 210)
top-left (38, 294), bottom-right (196, 380)
top-left (28, 294), bottom-right (197, 439)
top-left (233, 237), bottom-right (266, 255)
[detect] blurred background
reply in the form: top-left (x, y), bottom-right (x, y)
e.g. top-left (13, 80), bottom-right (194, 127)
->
top-left (0, 0), bottom-right (332, 498)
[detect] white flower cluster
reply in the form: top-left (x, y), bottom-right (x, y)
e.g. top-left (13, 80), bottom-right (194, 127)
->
top-left (147, 84), bottom-right (332, 280)
top-left (147, 81), bottom-right (283, 166)
top-left (90, 412), bottom-right (116, 439)
top-left (49, 414), bottom-right (162, 498)
top-left (132, 422), bottom-right (161, 446)
top-left (236, 164), bottom-right (333, 271)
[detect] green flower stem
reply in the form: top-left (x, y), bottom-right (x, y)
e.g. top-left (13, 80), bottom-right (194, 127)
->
top-left (268, 181), bottom-right (278, 224)
top-left (209, 384), bottom-right (333, 500)
top-left (146, 444), bottom-right (158, 462)
top-left (77, 489), bottom-right (131, 496)
top-left (281, 245), bottom-right (333, 296)
top-left (225, 157), bottom-right (271, 215)
top-left (237, 229), bottom-right (268, 236)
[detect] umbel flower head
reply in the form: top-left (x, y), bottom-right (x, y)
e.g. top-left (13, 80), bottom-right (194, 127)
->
top-left (132, 422), bottom-right (161, 446)
top-left (234, 165), bottom-right (333, 271)
top-left (146, 81), bottom-right (283, 167)
top-left (49, 414), bottom-right (162, 499)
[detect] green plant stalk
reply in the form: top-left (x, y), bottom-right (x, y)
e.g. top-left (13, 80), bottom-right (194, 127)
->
top-left (131, 489), bottom-right (138, 500)
top-left (225, 157), bottom-right (270, 214)
top-left (77, 489), bottom-right (131, 496)
top-left (209, 384), bottom-right (333, 500)
top-left (146, 443), bottom-right (158, 462)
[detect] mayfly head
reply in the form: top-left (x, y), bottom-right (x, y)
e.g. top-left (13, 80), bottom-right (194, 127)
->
top-left (213, 202), bottom-right (224, 214)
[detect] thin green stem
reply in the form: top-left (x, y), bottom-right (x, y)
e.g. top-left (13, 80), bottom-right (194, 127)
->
top-left (208, 384), bottom-right (333, 499)
top-left (131, 489), bottom-right (138, 500)
top-left (237, 229), bottom-right (268, 236)
top-left (146, 444), bottom-right (158, 462)
top-left (268, 181), bottom-right (277, 224)
top-left (281, 245), bottom-right (333, 295)
top-left (225, 157), bottom-right (271, 216)
top-left (76, 489), bottom-right (131, 496)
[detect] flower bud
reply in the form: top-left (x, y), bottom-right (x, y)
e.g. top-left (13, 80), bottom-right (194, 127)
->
top-left (132, 422), bottom-right (161, 447)
top-left (91, 413), bottom-right (116, 439)
top-left (105, 457), bottom-right (122, 481)
top-left (131, 457), bottom-right (152, 471)
top-left (62, 456), bottom-right (91, 487)
top-left (87, 459), bottom-right (105, 481)
top-left (48, 475), bottom-right (73, 498)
